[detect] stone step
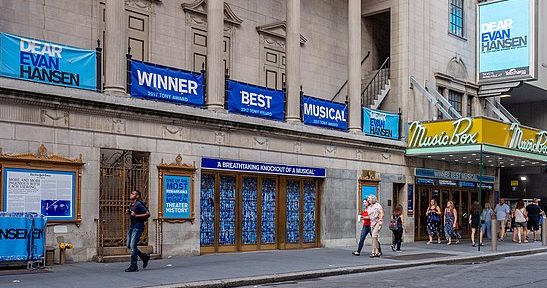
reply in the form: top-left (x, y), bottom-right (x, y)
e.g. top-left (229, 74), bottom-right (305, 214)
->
top-left (93, 253), bottom-right (161, 263)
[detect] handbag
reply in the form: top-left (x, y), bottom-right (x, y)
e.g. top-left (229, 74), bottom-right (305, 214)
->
top-left (430, 212), bottom-right (441, 223)
top-left (389, 217), bottom-right (399, 231)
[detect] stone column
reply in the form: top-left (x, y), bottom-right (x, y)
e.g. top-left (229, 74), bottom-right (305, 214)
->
top-left (285, 0), bottom-right (301, 122)
top-left (348, 0), bottom-right (362, 132)
top-left (103, 0), bottom-right (126, 95)
top-left (206, 0), bottom-right (225, 110)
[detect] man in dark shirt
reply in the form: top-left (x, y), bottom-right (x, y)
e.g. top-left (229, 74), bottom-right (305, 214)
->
top-left (525, 198), bottom-right (541, 242)
top-left (125, 190), bottom-right (151, 272)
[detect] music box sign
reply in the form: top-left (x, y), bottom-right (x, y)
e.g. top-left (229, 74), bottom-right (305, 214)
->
top-left (407, 117), bottom-right (547, 157)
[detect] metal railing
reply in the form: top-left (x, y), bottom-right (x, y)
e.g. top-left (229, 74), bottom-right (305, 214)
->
top-left (331, 51), bottom-right (371, 101)
top-left (361, 57), bottom-right (390, 107)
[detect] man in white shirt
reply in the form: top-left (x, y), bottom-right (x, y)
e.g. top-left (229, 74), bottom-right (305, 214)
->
top-left (367, 195), bottom-right (383, 257)
top-left (494, 198), bottom-right (510, 241)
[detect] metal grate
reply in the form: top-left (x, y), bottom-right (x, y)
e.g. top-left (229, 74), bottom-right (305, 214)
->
top-left (99, 149), bottom-right (150, 248)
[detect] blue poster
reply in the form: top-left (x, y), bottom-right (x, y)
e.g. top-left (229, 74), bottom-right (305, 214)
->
top-left (163, 175), bottom-right (191, 219)
top-left (301, 96), bottom-right (347, 130)
top-left (227, 80), bottom-right (285, 121)
top-left (0, 33), bottom-right (97, 90)
top-left (201, 158), bottom-right (326, 178)
top-left (0, 212), bottom-right (46, 261)
top-left (407, 184), bottom-right (414, 215)
top-left (363, 107), bottom-right (400, 140)
top-left (361, 185), bottom-right (377, 205)
top-left (130, 60), bottom-right (204, 106)
top-left (478, 0), bottom-right (534, 83)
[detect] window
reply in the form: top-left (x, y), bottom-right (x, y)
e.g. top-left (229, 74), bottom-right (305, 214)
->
top-left (448, 90), bottom-right (463, 116)
top-left (264, 48), bottom-right (286, 90)
top-left (437, 87), bottom-right (445, 120)
top-left (191, 28), bottom-right (231, 74)
top-left (467, 96), bottom-right (473, 117)
top-left (449, 0), bottom-right (464, 37)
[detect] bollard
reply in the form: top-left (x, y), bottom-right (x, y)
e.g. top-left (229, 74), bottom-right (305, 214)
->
top-left (491, 219), bottom-right (497, 252)
top-left (542, 216), bottom-right (546, 247)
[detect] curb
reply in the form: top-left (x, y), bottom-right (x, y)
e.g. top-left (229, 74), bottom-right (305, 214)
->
top-left (147, 247), bottom-right (547, 288)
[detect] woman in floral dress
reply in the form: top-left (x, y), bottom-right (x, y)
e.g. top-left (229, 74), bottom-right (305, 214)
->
top-left (444, 200), bottom-right (458, 245)
top-left (426, 199), bottom-right (442, 244)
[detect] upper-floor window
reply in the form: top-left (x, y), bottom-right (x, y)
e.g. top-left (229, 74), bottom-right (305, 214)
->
top-left (449, 0), bottom-right (464, 37)
top-left (448, 90), bottom-right (463, 116)
top-left (467, 95), bottom-right (473, 117)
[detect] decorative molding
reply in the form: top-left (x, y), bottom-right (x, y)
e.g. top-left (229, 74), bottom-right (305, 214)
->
top-left (361, 170), bottom-right (379, 181)
top-left (261, 34), bottom-right (286, 50)
top-left (381, 153), bottom-right (391, 160)
top-left (215, 131), bottom-right (226, 145)
top-left (0, 144), bottom-right (83, 165)
top-left (162, 125), bottom-right (184, 139)
top-left (256, 21), bottom-right (307, 46)
top-left (112, 118), bottom-right (126, 134)
top-left (125, 0), bottom-right (161, 12)
top-left (158, 154), bottom-right (196, 170)
top-left (325, 145), bottom-right (336, 157)
top-left (294, 142), bottom-right (302, 153)
top-left (40, 109), bottom-right (69, 127)
top-left (446, 56), bottom-right (469, 81)
top-left (254, 136), bottom-right (269, 147)
top-left (356, 149), bottom-right (363, 160)
top-left (181, 0), bottom-right (243, 25)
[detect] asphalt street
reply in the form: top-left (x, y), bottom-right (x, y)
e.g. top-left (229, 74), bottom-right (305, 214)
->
top-left (247, 252), bottom-right (547, 288)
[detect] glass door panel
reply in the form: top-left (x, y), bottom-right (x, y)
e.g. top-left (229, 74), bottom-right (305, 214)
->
top-left (286, 179), bottom-right (300, 243)
top-left (219, 175), bottom-right (236, 245)
top-left (261, 178), bottom-right (276, 244)
top-left (303, 179), bottom-right (317, 243)
top-left (200, 174), bottom-right (215, 247)
top-left (242, 176), bottom-right (258, 245)
top-left (460, 190), bottom-right (470, 236)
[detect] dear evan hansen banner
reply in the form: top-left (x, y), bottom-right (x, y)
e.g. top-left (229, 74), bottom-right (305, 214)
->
top-left (302, 96), bottom-right (347, 130)
top-left (130, 60), bottom-right (204, 106)
top-left (0, 33), bottom-right (96, 90)
top-left (477, 0), bottom-right (536, 83)
top-left (227, 80), bottom-right (285, 121)
top-left (363, 107), bottom-right (400, 140)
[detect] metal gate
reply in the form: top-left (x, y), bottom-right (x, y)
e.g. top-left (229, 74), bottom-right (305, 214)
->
top-left (98, 149), bottom-right (150, 249)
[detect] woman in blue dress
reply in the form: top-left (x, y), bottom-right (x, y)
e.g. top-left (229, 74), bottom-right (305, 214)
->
top-left (444, 200), bottom-right (458, 245)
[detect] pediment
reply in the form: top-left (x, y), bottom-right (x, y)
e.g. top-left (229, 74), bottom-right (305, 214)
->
top-left (256, 21), bottom-right (307, 45)
top-left (181, 0), bottom-right (243, 25)
top-left (446, 56), bottom-right (468, 81)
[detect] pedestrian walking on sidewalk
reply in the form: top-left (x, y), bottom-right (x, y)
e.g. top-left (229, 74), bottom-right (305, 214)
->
top-left (480, 202), bottom-right (494, 245)
top-left (469, 201), bottom-right (481, 247)
top-left (444, 201), bottom-right (458, 245)
top-left (125, 190), bottom-right (151, 272)
top-left (514, 200), bottom-right (528, 244)
top-left (368, 195), bottom-right (384, 258)
top-left (494, 198), bottom-right (510, 241)
top-left (390, 204), bottom-right (405, 252)
top-left (353, 199), bottom-right (371, 256)
top-left (526, 198), bottom-right (541, 242)
top-left (426, 199), bottom-right (442, 244)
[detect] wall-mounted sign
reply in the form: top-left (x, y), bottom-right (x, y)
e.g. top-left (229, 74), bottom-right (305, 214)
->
top-left (3, 168), bottom-right (75, 221)
top-left (360, 183), bottom-right (378, 208)
top-left (415, 168), bottom-right (496, 183)
top-left (162, 175), bottom-right (191, 219)
top-left (438, 179), bottom-right (458, 187)
top-left (130, 60), bottom-right (204, 106)
top-left (407, 184), bottom-right (414, 216)
top-left (201, 158), bottom-right (326, 178)
top-left (301, 96), bottom-right (347, 130)
top-left (408, 117), bottom-right (478, 149)
top-left (0, 33), bottom-right (97, 90)
top-left (363, 107), bottom-right (400, 140)
top-left (227, 80), bottom-right (285, 121)
top-left (477, 0), bottom-right (537, 83)
top-left (510, 180), bottom-right (519, 187)
top-left (416, 177), bottom-right (436, 186)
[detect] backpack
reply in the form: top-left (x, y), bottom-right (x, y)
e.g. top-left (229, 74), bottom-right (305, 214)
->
top-left (389, 217), bottom-right (399, 231)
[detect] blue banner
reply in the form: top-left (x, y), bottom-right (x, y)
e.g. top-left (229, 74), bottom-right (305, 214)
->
top-left (163, 175), bottom-right (191, 219)
top-left (201, 158), bottom-right (326, 178)
top-left (0, 33), bottom-right (96, 90)
top-left (227, 80), bottom-right (285, 121)
top-left (363, 107), bottom-right (400, 140)
top-left (0, 212), bottom-right (46, 262)
top-left (130, 60), bottom-right (204, 106)
top-left (407, 184), bottom-right (414, 215)
top-left (478, 0), bottom-right (535, 83)
top-left (302, 96), bottom-right (347, 130)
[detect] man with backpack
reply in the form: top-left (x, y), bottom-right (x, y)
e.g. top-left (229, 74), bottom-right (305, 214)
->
top-left (125, 190), bottom-right (151, 272)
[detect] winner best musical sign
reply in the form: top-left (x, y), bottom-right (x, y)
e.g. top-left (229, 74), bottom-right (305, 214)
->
top-left (407, 117), bottom-right (547, 159)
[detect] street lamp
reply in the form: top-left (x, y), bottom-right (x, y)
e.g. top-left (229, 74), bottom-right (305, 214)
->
top-left (520, 176), bottom-right (527, 198)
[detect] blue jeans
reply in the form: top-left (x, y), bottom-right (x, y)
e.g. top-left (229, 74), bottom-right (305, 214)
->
top-left (127, 227), bottom-right (145, 268)
top-left (481, 221), bottom-right (492, 239)
top-left (356, 225), bottom-right (371, 254)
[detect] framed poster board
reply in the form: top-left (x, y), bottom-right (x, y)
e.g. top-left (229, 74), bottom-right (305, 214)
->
top-left (358, 170), bottom-right (380, 212)
top-left (158, 155), bottom-right (196, 223)
top-left (0, 144), bottom-right (84, 226)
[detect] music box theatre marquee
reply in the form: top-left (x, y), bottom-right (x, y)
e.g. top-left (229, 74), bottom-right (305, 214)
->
top-left (406, 117), bottom-right (547, 162)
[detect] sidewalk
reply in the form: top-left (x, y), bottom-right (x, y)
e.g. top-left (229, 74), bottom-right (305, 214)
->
top-left (1, 240), bottom-right (546, 288)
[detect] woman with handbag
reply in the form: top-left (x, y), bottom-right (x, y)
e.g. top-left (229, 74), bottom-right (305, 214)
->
top-left (444, 201), bottom-right (458, 245)
top-left (426, 199), bottom-right (442, 244)
top-left (390, 204), bottom-right (405, 251)
top-left (514, 200), bottom-right (528, 244)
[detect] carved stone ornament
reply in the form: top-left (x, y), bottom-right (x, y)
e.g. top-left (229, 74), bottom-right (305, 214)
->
top-left (294, 142), bottom-right (302, 153)
top-left (257, 21), bottom-right (307, 46)
top-left (125, 0), bottom-right (161, 12)
top-left (182, 0), bottom-right (243, 25)
top-left (158, 154), bottom-right (196, 170)
top-left (41, 109), bottom-right (69, 127)
top-left (0, 144), bottom-right (83, 165)
top-left (325, 145), bottom-right (336, 156)
top-left (361, 170), bottom-right (378, 181)
top-left (112, 118), bottom-right (126, 134)
top-left (254, 136), bottom-right (269, 147)
top-left (446, 56), bottom-right (469, 81)
top-left (356, 149), bottom-right (363, 160)
top-left (215, 131), bottom-right (226, 145)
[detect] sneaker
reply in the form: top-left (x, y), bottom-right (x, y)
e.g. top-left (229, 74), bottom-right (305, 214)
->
top-left (480, 243), bottom-right (484, 246)
top-left (427, 241), bottom-right (432, 245)
top-left (125, 266), bottom-right (138, 272)
top-left (391, 244), bottom-right (396, 251)
top-left (472, 243), bottom-right (476, 247)
top-left (352, 251), bottom-right (360, 256)
top-left (142, 253), bottom-right (150, 269)
top-left (437, 239), bottom-right (441, 244)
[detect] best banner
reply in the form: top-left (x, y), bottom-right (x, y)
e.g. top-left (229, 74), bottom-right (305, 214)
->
top-left (227, 80), bottom-right (285, 121)
top-left (0, 33), bottom-right (97, 90)
top-left (302, 96), bottom-right (347, 130)
top-left (130, 60), bottom-right (204, 106)
top-left (363, 107), bottom-right (400, 140)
